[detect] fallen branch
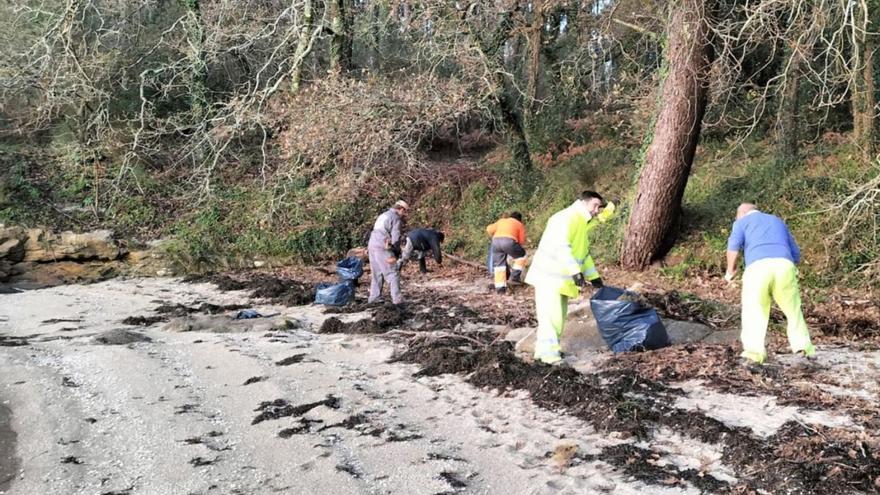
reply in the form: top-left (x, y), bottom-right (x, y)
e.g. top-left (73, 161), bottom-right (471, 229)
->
top-left (444, 252), bottom-right (484, 269)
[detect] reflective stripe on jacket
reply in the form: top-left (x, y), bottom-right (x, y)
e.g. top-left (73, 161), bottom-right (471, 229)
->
top-left (525, 201), bottom-right (608, 298)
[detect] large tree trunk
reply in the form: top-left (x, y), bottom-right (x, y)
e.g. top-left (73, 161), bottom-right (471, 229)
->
top-left (491, 9), bottom-right (533, 183)
top-left (369, 0), bottom-right (382, 73)
top-left (328, 0), bottom-right (352, 74)
top-left (852, 0), bottom-right (876, 161)
top-left (498, 88), bottom-right (533, 177)
top-left (290, 0), bottom-right (314, 93)
top-left (472, 7), bottom-right (533, 186)
top-left (525, 0), bottom-right (544, 119)
top-left (620, 0), bottom-right (713, 270)
top-left (776, 35), bottom-right (809, 163)
top-left (180, 0), bottom-right (207, 119)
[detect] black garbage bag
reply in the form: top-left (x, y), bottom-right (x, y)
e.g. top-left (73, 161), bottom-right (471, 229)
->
top-left (336, 257), bottom-right (364, 282)
top-left (590, 286), bottom-right (670, 352)
top-left (315, 280), bottom-right (355, 306)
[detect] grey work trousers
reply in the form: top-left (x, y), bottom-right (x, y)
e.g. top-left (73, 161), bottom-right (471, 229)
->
top-left (368, 247), bottom-right (403, 304)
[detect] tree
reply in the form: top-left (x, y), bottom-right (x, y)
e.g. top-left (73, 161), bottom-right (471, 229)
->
top-left (851, 0), bottom-right (876, 161)
top-left (621, 0), bottom-right (714, 269)
top-left (775, 10), bottom-right (812, 163)
top-left (180, 0), bottom-right (208, 120)
top-left (525, 0), bottom-right (545, 119)
top-left (291, 0), bottom-right (316, 93)
top-left (481, 5), bottom-right (534, 183)
top-left (328, 0), bottom-right (353, 74)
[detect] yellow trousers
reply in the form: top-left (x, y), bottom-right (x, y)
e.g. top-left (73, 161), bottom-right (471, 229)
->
top-left (534, 285), bottom-right (568, 363)
top-left (740, 258), bottom-right (815, 363)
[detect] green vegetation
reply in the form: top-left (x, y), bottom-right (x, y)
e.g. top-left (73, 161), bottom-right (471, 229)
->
top-left (3, 130), bottom-right (878, 289)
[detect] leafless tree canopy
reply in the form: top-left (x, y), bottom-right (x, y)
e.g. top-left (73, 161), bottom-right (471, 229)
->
top-left (0, 0), bottom-right (877, 265)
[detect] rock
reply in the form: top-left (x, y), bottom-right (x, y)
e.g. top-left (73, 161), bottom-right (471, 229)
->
top-left (663, 319), bottom-right (713, 344)
top-left (0, 228), bottom-right (27, 274)
top-left (3, 261), bottom-right (122, 290)
top-left (0, 260), bottom-right (12, 282)
top-left (560, 317), bottom-right (608, 354)
top-left (125, 250), bottom-right (153, 264)
top-left (23, 229), bottom-right (122, 262)
top-left (9, 262), bottom-right (32, 276)
top-left (513, 328), bottom-right (536, 355)
top-left (162, 315), bottom-right (279, 334)
top-left (503, 327), bottom-right (533, 344)
top-left (514, 300), bottom-right (724, 357)
top-left (92, 330), bottom-right (152, 345)
top-left (122, 241), bottom-right (173, 277)
top-left (0, 239), bottom-right (22, 260)
top-left (513, 303), bottom-right (608, 356)
top-left (700, 329), bottom-right (740, 345)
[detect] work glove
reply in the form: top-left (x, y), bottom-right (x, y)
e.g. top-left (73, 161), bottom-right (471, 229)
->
top-left (572, 273), bottom-right (586, 288)
top-left (590, 277), bottom-right (604, 288)
top-left (597, 201), bottom-right (616, 222)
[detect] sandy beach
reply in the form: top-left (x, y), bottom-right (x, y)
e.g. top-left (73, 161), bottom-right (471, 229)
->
top-left (1, 273), bottom-right (878, 494)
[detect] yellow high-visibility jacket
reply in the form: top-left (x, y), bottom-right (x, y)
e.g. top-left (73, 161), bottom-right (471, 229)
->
top-left (525, 201), bottom-right (614, 298)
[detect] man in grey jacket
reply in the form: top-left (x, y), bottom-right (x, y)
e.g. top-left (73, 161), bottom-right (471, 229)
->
top-left (367, 200), bottom-right (409, 304)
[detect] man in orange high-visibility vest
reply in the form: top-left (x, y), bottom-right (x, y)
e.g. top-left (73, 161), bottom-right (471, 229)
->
top-left (486, 211), bottom-right (527, 294)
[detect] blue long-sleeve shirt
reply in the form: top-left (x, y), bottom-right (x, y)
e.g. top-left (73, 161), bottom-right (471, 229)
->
top-left (727, 211), bottom-right (800, 268)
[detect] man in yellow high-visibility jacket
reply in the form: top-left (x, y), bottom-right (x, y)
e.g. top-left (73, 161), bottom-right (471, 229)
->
top-left (525, 191), bottom-right (615, 365)
top-left (725, 203), bottom-right (815, 364)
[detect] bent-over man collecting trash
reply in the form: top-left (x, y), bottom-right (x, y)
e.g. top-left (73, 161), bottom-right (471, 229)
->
top-left (725, 202), bottom-right (815, 365)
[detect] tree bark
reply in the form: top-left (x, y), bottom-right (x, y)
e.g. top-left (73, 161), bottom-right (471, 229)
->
top-left (290, 0), bottom-right (314, 93)
top-left (328, 0), bottom-right (352, 74)
top-left (776, 36), bottom-right (808, 163)
top-left (369, 0), bottom-right (382, 72)
top-left (525, 0), bottom-right (544, 119)
top-left (852, 0), bottom-right (876, 161)
top-left (620, 0), bottom-right (713, 270)
top-left (483, 8), bottom-right (533, 181)
top-left (180, 0), bottom-right (207, 119)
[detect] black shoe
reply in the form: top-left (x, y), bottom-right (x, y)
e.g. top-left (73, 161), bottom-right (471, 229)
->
top-left (496, 287), bottom-right (507, 295)
top-left (739, 358), bottom-right (763, 373)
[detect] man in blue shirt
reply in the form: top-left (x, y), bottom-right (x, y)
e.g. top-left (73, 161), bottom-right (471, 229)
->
top-left (725, 203), bottom-right (815, 364)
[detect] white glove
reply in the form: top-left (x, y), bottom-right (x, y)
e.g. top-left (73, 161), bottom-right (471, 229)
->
top-left (724, 272), bottom-right (734, 283)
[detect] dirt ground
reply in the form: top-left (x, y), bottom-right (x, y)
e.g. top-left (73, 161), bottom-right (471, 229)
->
top-left (1, 260), bottom-right (879, 494)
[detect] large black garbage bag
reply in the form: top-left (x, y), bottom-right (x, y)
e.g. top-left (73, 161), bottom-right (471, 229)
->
top-left (315, 281), bottom-right (355, 306)
top-left (590, 286), bottom-right (670, 352)
top-left (336, 257), bottom-right (364, 282)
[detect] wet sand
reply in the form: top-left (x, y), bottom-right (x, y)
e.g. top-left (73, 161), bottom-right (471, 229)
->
top-left (0, 402), bottom-right (17, 493)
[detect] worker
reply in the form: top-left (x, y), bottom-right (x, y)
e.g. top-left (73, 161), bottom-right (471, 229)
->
top-left (525, 191), bottom-right (615, 365)
top-left (486, 211), bottom-right (527, 294)
top-left (399, 228), bottom-right (445, 274)
top-left (367, 200), bottom-right (409, 305)
top-left (725, 203), bottom-right (815, 365)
